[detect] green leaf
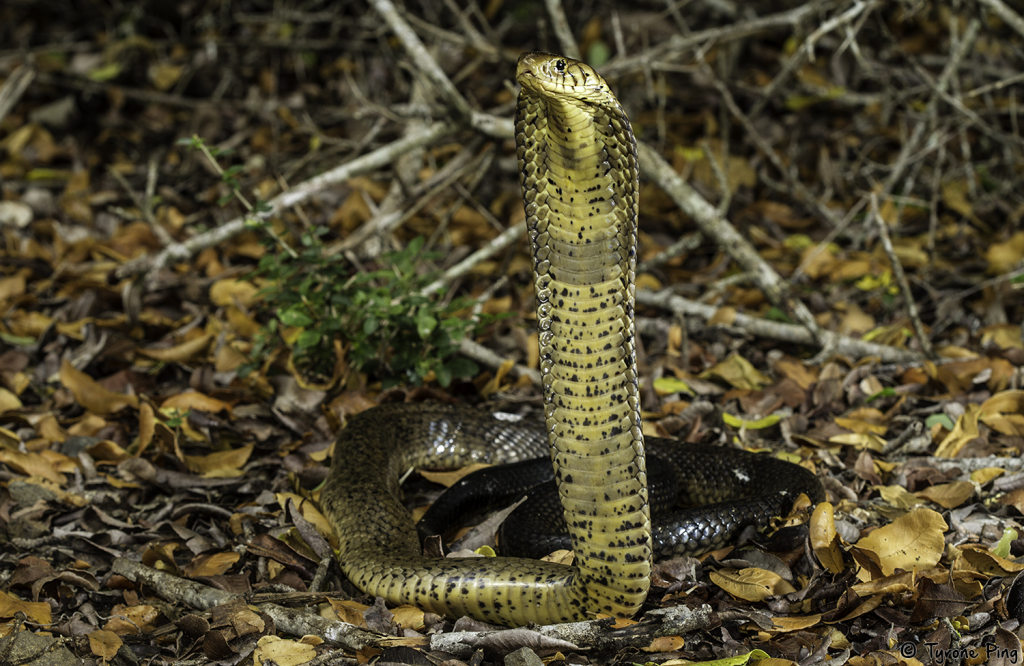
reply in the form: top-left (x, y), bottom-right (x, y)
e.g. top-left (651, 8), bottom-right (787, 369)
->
top-left (363, 318), bottom-right (378, 335)
top-left (653, 376), bottom-right (692, 395)
top-left (765, 307), bottom-right (793, 324)
top-left (926, 413), bottom-right (956, 431)
top-left (295, 329), bottom-right (322, 350)
top-left (434, 363), bottom-right (452, 387)
top-left (722, 412), bottom-right (782, 429)
top-left (416, 311), bottom-right (437, 339)
top-left (866, 387), bottom-right (896, 403)
top-left (587, 40), bottom-right (611, 67)
top-left (445, 357), bottom-right (478, 378)
top-left (88, 62), bottom-right (123, 82)
top-left (277, 306), bottom-right (313, 327)
top-left (992, 528), bottom-right (1018, 558)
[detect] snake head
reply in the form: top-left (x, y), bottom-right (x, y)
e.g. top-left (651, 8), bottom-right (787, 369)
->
top-left (517, 52), bottom-right (612, 102)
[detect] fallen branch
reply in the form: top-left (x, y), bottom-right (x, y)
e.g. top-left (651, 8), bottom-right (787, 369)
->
top-left (636, 141), bottom-right (830, 351)
top-left (110, 558), bottom-right (382, 651)
top-left (636, 288), bottom-right (921, 363)
top-left (115, 122), bottom-right (456, 283)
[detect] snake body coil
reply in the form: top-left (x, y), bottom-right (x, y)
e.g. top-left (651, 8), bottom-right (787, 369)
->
top-left (321, 52), bottom-right (822, 627)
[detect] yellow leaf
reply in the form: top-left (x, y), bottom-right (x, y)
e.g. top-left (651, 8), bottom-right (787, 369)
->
top-left (701, 353), bottom-right (770, 390)
top-left (934, 404), bottom-right (981, 457)
top-left (660, 649), bottom-right (772, 666)
top-left (0, 590), bottom-right (52, 624)
top-left (942, 179), bottom-right (981, 225)
top-left (771, 614), bottom-right (822, 632)
top-left (980, 324), bottom-right (1024, 350)
top-left (253, 635), bottom-right (316, 666)
top-left (276, 493), bottom-right (336, 545)
top-left (875, 485), bottom-right (926, 509)
top-left (980, 390), bottom-right (1024, 436)
top-left (971, 467), bottom-right (1005, 485)
top-left (184, 444), bottom-right (253, 477)
top-left (183, 551), bottom-right (241, 577)
top-left (828, 432), bottom-right (886, 451)
top-left (0, 449), bottom-right (65, 484)
top-left (643, 635), bottom-right (686, 652)
top-left (722, 412), bottom-right (782, 429)
top-left (857, 508), bottom-right (947, 576)
top-left (834, 416), bottom-right (887, 435)
top-left (708, 306), bottom-right (737, 326)
top-left (419, 463), bottom-right (492, 488)
top-left (148, 63), bottom-right (183, 91)
top-left (160, 391), bottom-right (232, 414)
top-left (653, 376), bottom-right (693, 395)
top-left (709, 567), bottom-right (796, 602)
top-left (958, 544), bottom-right (1024, 576)
top-left (60, 359), bottom-right (138, 415)
top-left (985, 230), bottom-right (1024, 274)
top-left (915, 481), bottom-right (975, 509)
top-left (209, 279), bottom-right (261, 307)
top-left (325, 599), bottom-right (368, 626)
top-left (811, 502), bottom-right (844, 574)
top-left (391, 605), bottom-right (426, 631)
top-left (88, 630), bottom-right (123, 660)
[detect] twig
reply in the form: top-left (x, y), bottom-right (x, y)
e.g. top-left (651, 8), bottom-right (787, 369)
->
top-left (881, 18), bottom-right (980, 195)
top-left (636, 288), bottom-right (921, 363)
top-left (602, 1), bottom-right (828, 76)
top-left (636, 141), bottom-right (830, 349)
top-left (110, 558), bottom-right (382, 650)
top-left (107, 165), bottom-right (175, 247)
top-left (543, 0), bottom-right (581, 60)
top-left (369, 0), bottom-right (473, 121)
top-left (326, 138), bottom-right (487, 257)
top-left (699, 59), bottom-right (843, 228)
top-left (0, 62), bottom-right (35, 127)
top-left (869, 194), bottom-right (935, 358)
top-left (976, 0), bottom-right (1024, 43)
top-left (636, 232), bottom-right (703, 274)
top-left (749, 0), bottom-right (873, 117)
top-left (115, 122), bottom-right (457, 283)
top-left (422, 221), bottom-right (527, 296)
top-left (458, 337), bottom-right (541, 385)
top-left (790, 196), bottom-right (868, 283)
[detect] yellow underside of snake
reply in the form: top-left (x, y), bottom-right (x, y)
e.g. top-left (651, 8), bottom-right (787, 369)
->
top-left (320, 52), bottom-right (649, 626)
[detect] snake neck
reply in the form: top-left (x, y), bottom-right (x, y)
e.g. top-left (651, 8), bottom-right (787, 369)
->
top-left (516, 72), bottom-right (650, 616)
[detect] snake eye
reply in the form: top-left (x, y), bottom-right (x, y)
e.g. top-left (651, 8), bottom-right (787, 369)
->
top-left (555, 59), bottom-right (566, 73)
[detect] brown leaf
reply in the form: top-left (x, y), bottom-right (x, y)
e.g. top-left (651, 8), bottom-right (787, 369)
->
top-left (60, 359), bottom-right (138, 415)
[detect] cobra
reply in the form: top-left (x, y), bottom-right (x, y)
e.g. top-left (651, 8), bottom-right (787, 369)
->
top-left (319, 52), bottom-right (823, 627)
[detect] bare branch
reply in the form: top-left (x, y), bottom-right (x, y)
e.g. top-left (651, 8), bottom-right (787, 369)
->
top-left (869, 193), bottom-right (935, 359)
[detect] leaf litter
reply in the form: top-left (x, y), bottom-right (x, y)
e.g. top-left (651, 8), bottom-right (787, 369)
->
top-left (0, 2), bottom-right (1023, 665)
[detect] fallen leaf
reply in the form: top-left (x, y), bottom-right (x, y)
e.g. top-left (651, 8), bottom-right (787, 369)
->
top-left (60, 360), bottom-right (138, 415)
top-left (857, 508), bottom-right (947, 576)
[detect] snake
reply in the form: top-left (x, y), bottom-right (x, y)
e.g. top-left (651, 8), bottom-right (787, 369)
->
top-left (319, 52), bottom-right (824, 627)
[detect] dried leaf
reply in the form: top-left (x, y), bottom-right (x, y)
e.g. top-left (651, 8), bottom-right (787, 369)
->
top-left (708, 567), bottom-right (796, 602)
top-left (253, 635), bottom-right (316, 666)
top-left (87, 629), bottom-right (123, 660)
top-left (0, 590), bottom-right (52, 624)
top-left (811, 502), bottom-right (844, 574)
top-left (857, 508), bottom-right (946, 576)
top-left (60, 359), bottom-right (138, 415)
top-left (915, 481), bottom-right (974, 509)
top-left (701, 353), bottom-right (771, 391)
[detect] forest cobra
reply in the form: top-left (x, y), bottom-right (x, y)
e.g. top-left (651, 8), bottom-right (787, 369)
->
top-left (320, 52), bottom-right (824, 627)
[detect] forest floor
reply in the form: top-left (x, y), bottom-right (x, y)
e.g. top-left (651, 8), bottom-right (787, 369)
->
top-left (1, 0), bottom-right (1024, 664)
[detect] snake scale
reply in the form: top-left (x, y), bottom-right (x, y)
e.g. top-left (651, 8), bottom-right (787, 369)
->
top-left (320, 52), bottom-right (824, 627)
